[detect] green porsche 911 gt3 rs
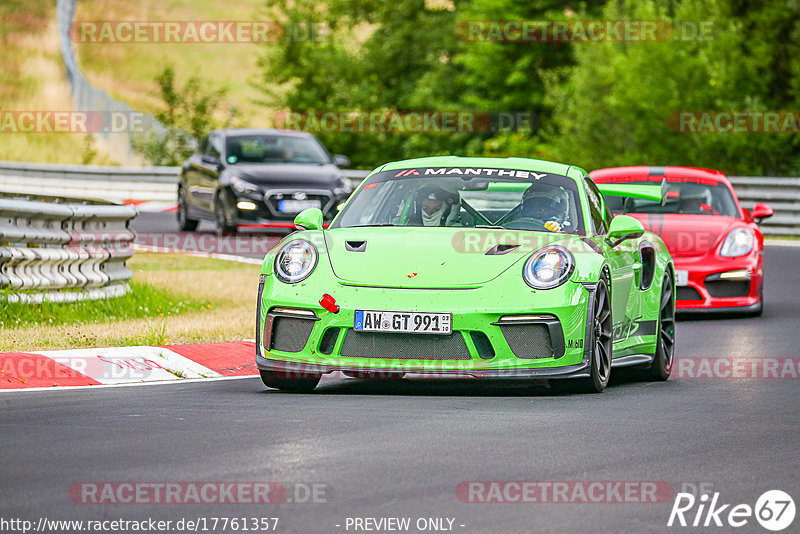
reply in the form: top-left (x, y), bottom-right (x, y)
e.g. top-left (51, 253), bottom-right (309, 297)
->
top-left (255, 156), bottom-right (675, 393)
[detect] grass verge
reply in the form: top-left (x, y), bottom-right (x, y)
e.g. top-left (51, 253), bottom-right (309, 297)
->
top-left (0, 0), bottom-right (117, 164)
top-left (0, 252), bottom-right (261, 352)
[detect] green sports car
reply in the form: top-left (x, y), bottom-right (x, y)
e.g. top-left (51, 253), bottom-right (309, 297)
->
top-left (255, 156), bottom-right (675, 393)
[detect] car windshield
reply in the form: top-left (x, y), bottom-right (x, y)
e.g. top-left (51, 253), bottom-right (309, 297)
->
top-left (333, 168), bottom-right (585, 234)
top-left (603, 179), bottom-right (739, 217)
top-left (225, 135), bottom-right (330, 165)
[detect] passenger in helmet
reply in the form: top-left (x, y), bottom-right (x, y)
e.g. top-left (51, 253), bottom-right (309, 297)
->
top-left (517, 185), bottom-right (570, 232)
top-left (678, 183), bottom-right (713, 214)
top-left (412, 184), bottom-right (460, 227)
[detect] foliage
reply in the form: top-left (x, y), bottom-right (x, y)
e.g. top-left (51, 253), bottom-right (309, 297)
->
top-left (132, 65), bottom-right (232, 165)
top-left (257, 0), bottom-right (800, 175)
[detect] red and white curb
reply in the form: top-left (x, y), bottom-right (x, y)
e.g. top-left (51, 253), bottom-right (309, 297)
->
top-left (0, 341), bottom-right (257, 391)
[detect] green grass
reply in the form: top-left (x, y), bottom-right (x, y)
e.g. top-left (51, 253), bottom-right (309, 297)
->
top-left (0, 280), bottom-right (206, 331)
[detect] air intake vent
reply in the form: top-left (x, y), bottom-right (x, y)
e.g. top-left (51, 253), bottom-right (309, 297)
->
top-left (340, 331), bottom-right (471, 360)
top-left (499, 324), bottom-right (554, 359)
top-left (676, 287), bottom-right (703, 301)
top-left (345, 241), bottom-right (367, 252)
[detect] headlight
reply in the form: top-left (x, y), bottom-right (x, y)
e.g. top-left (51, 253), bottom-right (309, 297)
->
top-left (720, 228), bottom-right (754, 257)
top-left (231, 176), bottom-right (261, 195)
top-left (274, 239), bottom-right (318, 283)
top-left (522, 246), bottom-right (574, 289)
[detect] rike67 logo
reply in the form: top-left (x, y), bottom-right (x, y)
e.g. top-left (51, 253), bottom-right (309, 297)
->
top-left (668, 490), bottom-right (795, 531)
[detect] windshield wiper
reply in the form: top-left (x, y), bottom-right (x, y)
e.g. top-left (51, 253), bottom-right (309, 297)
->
top-left (348, 223), bottom-right (398, 227)
top-left (475, 225), bottom-right (506, 229)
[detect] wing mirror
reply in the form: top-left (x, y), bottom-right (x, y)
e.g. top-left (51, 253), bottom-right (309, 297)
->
top-left (606, 214), bottom-right (645, 248)
top-left (748, 202), bottom-right (773, 223)
top-left (333, 154), bottom-right (351, 167)
top-left (294, 208), bottom-right (324, 231)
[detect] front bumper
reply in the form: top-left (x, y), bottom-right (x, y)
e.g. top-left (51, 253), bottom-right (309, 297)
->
top-left (231, 188), bottom-right (346, 227)
top-left (673, 250), bottom-right (763, 311)
top-left (255, 274), bottom-right (596, 378)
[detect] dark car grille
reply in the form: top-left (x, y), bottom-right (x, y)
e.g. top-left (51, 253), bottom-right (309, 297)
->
top-left (499, 324), bottom-right (554, 359)
top-left (340, 330), bottom-right (472, 360)
top-left (705, 280), bottom-right (750, 298)
top-left (268, 316), bottom-right (315, 353)
top-left (676, 287), bottom-right (703, 301)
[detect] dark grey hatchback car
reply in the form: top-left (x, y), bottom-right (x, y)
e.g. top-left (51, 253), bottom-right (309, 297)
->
top-left (178, 129), bottom-right (352, 233)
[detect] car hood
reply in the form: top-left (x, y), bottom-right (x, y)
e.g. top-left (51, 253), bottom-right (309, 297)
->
top-left (227, 163), bottom-right (343, 187)
top-left (626, 213), bottom-right (742, 256)
top-left (323, 227), bottom-right (571, 288)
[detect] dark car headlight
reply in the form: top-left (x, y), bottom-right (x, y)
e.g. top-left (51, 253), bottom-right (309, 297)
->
top-left (231, 176), bottom-right (261, 195)
top-left (275, 239), bottom-right (318, 283)
top-left (522, 246), bottom-right (575, 289)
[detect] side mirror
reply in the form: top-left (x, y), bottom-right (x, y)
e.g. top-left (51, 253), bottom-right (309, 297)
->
top-left (606, 214), bottom-right (645, 247)
top-left (294, 208), bottom-right (324, 231)
top-left (333, 154), bottom-right (350, 167)
top-left (749, 202), bottom-right (773, 223)
top-left (201, 154), bottom-right (221, 167)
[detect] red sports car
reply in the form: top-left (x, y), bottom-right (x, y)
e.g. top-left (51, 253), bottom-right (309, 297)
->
top-left (590, 166), bottom-right (773, 315)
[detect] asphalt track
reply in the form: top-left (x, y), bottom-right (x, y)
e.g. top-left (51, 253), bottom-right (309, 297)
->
top-left (2, 214), bottom-right (799, 533)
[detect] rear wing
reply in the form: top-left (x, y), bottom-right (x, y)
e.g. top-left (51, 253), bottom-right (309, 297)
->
top-left (596, 179), bottom-right (667, 202)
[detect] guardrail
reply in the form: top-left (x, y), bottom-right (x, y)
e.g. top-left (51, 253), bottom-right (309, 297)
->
top-left (727, 177), bottom-right (800, 236)
top-left (1, 161), bottom-right (797, 235)
top-left (0, 192), bottom-right (137, 303)
top-left (0, 161), bottom-right (371, 202)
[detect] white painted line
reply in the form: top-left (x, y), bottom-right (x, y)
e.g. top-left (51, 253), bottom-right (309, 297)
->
top-left (0, 374), bottom-right (258, 393)
top-left (765, 239), bottom-right (800, 247)
top-left (134, 244), bottom-right (263, 264)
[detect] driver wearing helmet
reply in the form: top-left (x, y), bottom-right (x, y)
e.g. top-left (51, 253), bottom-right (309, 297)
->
top-left (413, 184), bottom-right (460, 227)
top-left (678, 183), bottom-right (713, 214)
top-left (518, 185), bottom-right (570, 232)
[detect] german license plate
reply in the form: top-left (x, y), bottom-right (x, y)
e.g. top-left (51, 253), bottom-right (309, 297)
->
top-left (278, 199), bottom-right (321, 213)
top-left (675, 270), bottom-right (689, 286)
top-left (354, 310), bottom-right (452, 335)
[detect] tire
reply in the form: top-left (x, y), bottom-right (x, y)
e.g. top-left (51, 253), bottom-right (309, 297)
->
top-left (641, 272), bottom-right (675, 381)
top-left (214, 190), bottom-right (238, 234)
top-left (259, 370), bottom-right (321, 393)
top-left (552, 277), bottom-right (612, 393)
top-left (177, 187), bottom-right (199, 231)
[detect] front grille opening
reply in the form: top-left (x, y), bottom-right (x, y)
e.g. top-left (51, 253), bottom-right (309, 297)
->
top-left (270, 316), bottom-right (315, 353)
top-left (318, 328), bottom-right (340, 355)
top-left (500, 323), bottom-right (554, 359)
top-left (705, 279), bottom-right (750, 298)
top-left (676, 287), bottom-right (703, 301)
top-left (340, 331), bottom-right (472, 360)
top-left (469, 332), bottom-right (495, 360)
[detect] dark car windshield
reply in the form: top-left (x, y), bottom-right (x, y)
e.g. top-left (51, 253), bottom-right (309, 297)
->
top-left (333, 168), bottom-right (585, 234)
top-left (603, 179), bottom-right (740, 217)
top-left (225, 135), bottom-right (330, 165)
